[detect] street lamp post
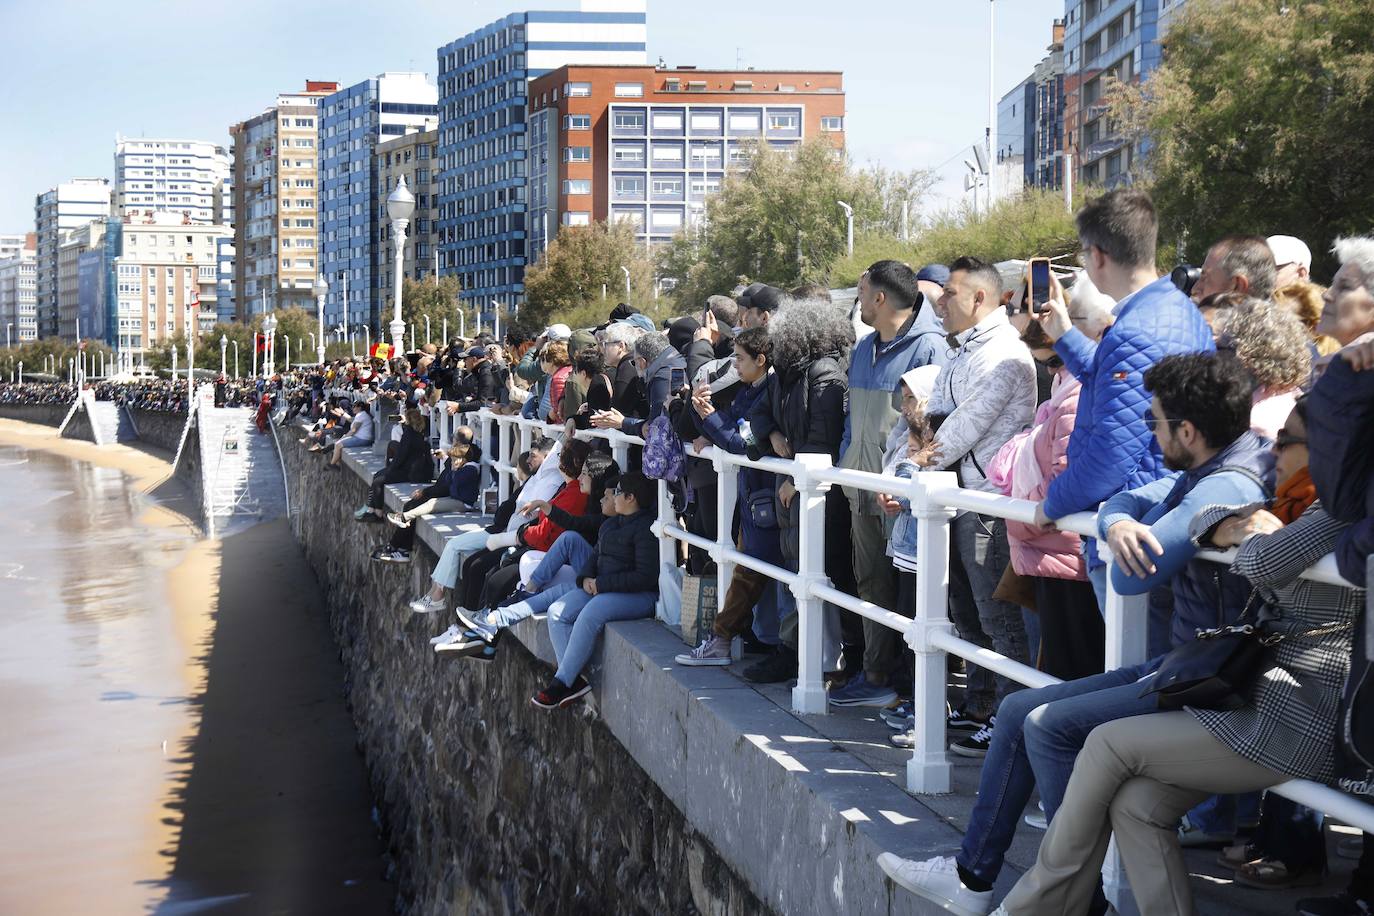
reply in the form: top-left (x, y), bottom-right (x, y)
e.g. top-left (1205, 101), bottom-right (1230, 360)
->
top-left (220, 335), bottom-right (228, 376)
top-left (387, 177), bottom-right (415, 357)
top-left (263, 313), bottom-right (277, 378)
top-left (363, 325), bottom-right (370, 359)
top-left (424, 314), bottom-right (430, 346)
top-left (17, 362), bottom-right (22, 384)
top-left (313, 275), bottom-right (328, 366)
top-left (232, 340), bottom-right (239, 378)
top-left (837, 200), bottom-right (854, 258)
top-left (5, 322), bottom-right (11, 349)
top-left (620, 264), bottom-right (630, 298)
top-left (284, 335), bottom-right (290, 372)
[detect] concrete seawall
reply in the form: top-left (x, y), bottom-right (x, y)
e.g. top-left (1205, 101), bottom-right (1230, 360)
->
top-left (0, 403), bottom-right (73, 427)
top-left (127, 407), bottom-right (189, 453)
top-left (281, 439), bottom-right (767, 915)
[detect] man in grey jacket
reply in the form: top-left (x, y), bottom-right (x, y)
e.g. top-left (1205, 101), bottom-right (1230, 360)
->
top-left (920, 255), bottom-right (1037, 756)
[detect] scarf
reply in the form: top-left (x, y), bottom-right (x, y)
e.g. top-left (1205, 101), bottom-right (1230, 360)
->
top-left (1272, 465), bottom-right (1317, 524)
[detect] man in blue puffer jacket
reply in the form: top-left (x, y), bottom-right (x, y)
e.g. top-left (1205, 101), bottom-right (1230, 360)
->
top-left (1032, 189), bottom-right (1216, 609)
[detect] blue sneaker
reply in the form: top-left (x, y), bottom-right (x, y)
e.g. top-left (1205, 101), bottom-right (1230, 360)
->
top-left (881, 700), bottom-right (914, 730)
top-left (828, 673), bottom-right (898, 708)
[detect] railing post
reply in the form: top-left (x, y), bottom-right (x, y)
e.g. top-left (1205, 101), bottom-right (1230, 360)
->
top-left (790, 453), bottom-right (832, 716)
top-left (478, 412), bottom-right (494, 494)
top-left (711, 445), bottom-right (740, 658)
top-left (496, 415), bottom-right (512, 503)
top-left (1100, 552), bottom-right (1149, 915)
top-left (655, 477), bottom-right (677, 579)
top-left (905, 471), bottom-right (959, 794)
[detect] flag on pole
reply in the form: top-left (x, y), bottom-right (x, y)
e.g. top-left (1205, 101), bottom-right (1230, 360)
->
top-left (370, 342), bottom-right (392, 360)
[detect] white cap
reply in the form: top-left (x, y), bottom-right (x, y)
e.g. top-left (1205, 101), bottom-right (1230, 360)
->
top-left (544, 323), bottom-right (572, 341)
top-left (1267, 235), bottom-right (1312, 272)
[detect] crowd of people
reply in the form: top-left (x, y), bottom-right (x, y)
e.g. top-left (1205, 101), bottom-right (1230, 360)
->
top-left (0, 381), bottom-right (76, 405)
top-left (287, 187), bottom-right (1374, 916)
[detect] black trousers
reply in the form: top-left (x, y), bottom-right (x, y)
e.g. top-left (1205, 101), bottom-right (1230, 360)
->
top-left (1033, 575), bottom-right (1104, 681)
top-left (459, 548), bottom-right (510, 611)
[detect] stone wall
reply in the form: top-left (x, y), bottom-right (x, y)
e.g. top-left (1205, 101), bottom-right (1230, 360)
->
top-left (59, 404), bottom-right (96, 442)
top-left (0, 402), bottom-right (72, 427)
top-left (281, 439), bottom-right (765, 916)
top-left (128, 407), bottom-right (189, 453)
top-left (173, 412), bottom-right (203, 529)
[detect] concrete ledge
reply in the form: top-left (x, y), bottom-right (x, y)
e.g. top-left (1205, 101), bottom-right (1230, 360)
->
top-left (317, 427), bottom-right (991, 915)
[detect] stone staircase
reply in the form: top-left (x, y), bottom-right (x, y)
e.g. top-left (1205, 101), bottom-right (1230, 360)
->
top-left (197, 391), bottom-right (289, 538)
top-left (86, 400), bottom-right (137, 444)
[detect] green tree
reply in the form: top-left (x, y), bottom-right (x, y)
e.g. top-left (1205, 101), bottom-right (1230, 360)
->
top-left (401, 275), bottom-right (469, 346)
top-left (522, 220), bottom-right (656, 327)
top-left (656, 139), bottom-right (885, 307)
top-left (1109, 0), bottom-right (1374, 276)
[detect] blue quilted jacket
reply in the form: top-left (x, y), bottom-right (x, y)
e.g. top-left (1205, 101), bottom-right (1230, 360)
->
top-left (1044, 276), bottom-right (1215, 563)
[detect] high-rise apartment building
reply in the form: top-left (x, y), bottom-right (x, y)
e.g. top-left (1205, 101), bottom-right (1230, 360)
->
top-left (34, 178), bottom-right (111, 339)
top-left (436, 1), bottom-right (648, 316)
top-left (375, 129), bottom-right (440, 336)
top-left (113, 136), bottom-right (231, 225)
top-left (0, 235), bottom-right (29, 261)
top-left (996, 20), bottom-right (1066, 194)
top-left (526, 65), bottom-right (844, 253)
top-left (318, 72), bottom-right (438, 334)
top-left (216, 238), bottom-right (237, 324)
top-left (230, 81), bottom-right (338, 320)
top-left (0, 234), bottom-right (38, 344)
top-left (57, 221), bottom-right (107, 341)
top-left (1062, 0), bottom-right (1179, 187)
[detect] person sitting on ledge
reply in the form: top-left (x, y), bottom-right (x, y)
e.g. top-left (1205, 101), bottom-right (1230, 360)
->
top-left (435, 455), bottom-right (621, 657)
top-left (371, 436), bottom-right (480, 565)
top-left (355, 408), bottom-right (433, 523)
top-left (322, 400), bottom-right (375, 469)
top-left (524, 470), bottom-right (659, 709)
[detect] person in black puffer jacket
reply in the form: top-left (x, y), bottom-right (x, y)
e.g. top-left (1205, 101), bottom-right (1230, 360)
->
top-left (357, 408), bottom-right (435, 522)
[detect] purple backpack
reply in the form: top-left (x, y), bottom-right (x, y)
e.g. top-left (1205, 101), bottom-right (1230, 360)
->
top-left (642, 414), bottom-right (685, 482)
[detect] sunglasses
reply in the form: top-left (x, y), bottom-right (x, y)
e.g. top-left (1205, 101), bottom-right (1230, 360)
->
top-left (1275, 431), bottom-right (1307, 450)
top-left (1143, 414), bottom-right (1185, 432)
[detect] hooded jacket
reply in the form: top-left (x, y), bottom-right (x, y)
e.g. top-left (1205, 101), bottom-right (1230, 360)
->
top-left (748, 351), bottom-right (848, 461)
top-left (620, 346), bottom-right (686, 437)
top-left (694, 375), bottom-right (783, 565)
top-left (840, 300), bottom-right (949, 513)
top-left (578, 509), bottom-right (658, 593)
top-left (922, 308), bottom-right (1037, 496)
top-left (1099, 430), bottom-right (1274, 652)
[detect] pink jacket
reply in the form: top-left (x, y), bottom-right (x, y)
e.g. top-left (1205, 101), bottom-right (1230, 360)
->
top-left (989, 369), bottom-right (1087, 581)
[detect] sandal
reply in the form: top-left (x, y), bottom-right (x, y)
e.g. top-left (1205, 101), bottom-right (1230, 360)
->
top-left (1234, 858), bottom-right (1325, 890)
top-left (1217, 842), bottom-right (1260, 869)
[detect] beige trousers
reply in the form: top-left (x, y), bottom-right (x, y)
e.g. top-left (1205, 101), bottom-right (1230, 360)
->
top-left (1002, 711), bottom-right (1285, 916)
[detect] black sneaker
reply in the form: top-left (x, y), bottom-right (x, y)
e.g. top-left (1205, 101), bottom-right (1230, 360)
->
top-left (742, 648), bottom-right (798, 684)
top-left (948, 705), bottom-right (991, 732)
top-left (950, 717), bottom-right (996, 758)
top-left (531, 676), bottom-right (591, 709)
top-left (739, 631), bottom-right (777, 656)
top-left (372, 548), bottom-right (410, 565)
top-left (1296, 892), bottom-right (1374, 916)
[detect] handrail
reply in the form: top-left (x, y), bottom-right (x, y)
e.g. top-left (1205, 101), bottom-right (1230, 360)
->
top-left (465, 406), bottom-right (1374, 851)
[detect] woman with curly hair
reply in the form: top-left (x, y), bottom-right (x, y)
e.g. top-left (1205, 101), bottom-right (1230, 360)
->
top-left (1211, 296), bottom-right (1313, 438)
top-left (1273, 281), bottom-right (1341, 356)
top-left (540, 340), bottom-right (572, 423)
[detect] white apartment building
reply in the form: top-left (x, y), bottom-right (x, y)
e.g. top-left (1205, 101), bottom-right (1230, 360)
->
top-left (34, 178), bottom-right (111, 339)
top-left (0, 235), bottom-right (28, 261)
top-left (0, 238), bottom-right (38, 344)
top-left (113, 136), bottom-right (232, 225)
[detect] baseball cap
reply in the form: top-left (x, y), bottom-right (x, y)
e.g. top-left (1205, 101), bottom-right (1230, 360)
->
top-left (916, 264), bottom-right (951, 286)
top-left (464, 346), bottom-right (486, 358)
top-left (621, 313), bottom-right (656, 334)
top-left (1267, 235), bottom-right (1311, 272)
top-left (735, 282), bottom-right (769, 311)
top-left (747, 285), bottom-right (788, 314)
top-left (544, 323), bottom-right (572, 341)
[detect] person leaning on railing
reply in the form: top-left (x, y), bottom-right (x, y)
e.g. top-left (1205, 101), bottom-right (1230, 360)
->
top-left (878, 352), bottom-right (1274, 916)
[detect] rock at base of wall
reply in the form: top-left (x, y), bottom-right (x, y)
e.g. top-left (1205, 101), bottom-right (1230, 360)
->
top-left (281, 440), bottom-right (768, 916)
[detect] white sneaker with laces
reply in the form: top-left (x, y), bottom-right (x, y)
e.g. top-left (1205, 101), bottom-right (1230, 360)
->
top-left (890, 728), bottom-right (915, 749)
top-left (674, 634), bottom-right (731, 666)
top-left (429, 623), bottom-right (463, 646)
top-left (409, 594), bottom-right (446, 614)
top-left (875, 853), bottom-right (993, 916)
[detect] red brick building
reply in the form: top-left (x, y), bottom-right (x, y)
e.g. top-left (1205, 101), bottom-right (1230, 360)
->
top-left (526, 65), bottom-right (845, 255)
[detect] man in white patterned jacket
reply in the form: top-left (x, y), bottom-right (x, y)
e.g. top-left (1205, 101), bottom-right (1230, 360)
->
top-left (918, 255), bottom-right (1038, 756)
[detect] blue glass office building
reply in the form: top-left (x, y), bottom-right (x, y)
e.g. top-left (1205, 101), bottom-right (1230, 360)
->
top-left (435, 3), bottom-right (647, 318)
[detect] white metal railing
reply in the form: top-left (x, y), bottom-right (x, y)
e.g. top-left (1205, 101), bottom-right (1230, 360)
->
top-left (459, 407), bottom-right (1374, 849)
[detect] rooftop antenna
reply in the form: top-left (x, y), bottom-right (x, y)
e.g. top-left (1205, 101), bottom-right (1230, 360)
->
top-left (736, 47), bottom-right (743, 69)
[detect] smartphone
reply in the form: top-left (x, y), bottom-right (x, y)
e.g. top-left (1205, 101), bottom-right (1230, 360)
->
top-left (669, 367), bottom-right (687, 393)
top-left (1029, 258), bottom-right (1052, 314)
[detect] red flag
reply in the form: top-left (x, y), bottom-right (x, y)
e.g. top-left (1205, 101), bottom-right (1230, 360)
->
top-left (255, 333), bottom-right (267, 353)
top-left (370, 342), bottom-right (392, 360)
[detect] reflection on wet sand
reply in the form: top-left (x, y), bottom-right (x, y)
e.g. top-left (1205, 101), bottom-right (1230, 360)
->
top-left (0, 422), bottom-right (391, 915)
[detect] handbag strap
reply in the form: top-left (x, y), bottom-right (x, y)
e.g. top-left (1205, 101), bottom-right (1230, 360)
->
top-left (1200, 589), bottom-right (1356, 646)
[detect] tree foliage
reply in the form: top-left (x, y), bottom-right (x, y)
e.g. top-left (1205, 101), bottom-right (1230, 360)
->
top-left (1110, 0), bottom-right (1374, 277)
top-left (522, 220), bottom-right (656, 328)
top-left (400, 275), bottom-right (470, 345)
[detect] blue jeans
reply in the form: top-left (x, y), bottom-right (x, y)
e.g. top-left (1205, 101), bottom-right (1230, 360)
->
top-left (1186, 791), bottom-right (1262, 837)
top-left (529, 531), bottom-right (595, 590)
top-left (431, 528), bottom-right (491, 589)
top-left (486, 581), bottom-right (577, 631)
top-left (548, 589), bottom-right (657, 686)
top-left (956, 656), bottom-right (1163, 883)
top-left (339, 435), bottom-right (372, 448)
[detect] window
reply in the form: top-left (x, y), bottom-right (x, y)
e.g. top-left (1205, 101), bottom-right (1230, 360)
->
top-left (613, 144), bottom-right (645, 165)
top-left (613, 175), bottom-right (645, 198)
top-left (564, 146), bottom-right (591, 163)
top-left (563, 211), bottom-right (591, 227)
top-left (728, 111), bottom-right (761, 133)
top-left (652, 144), bottom-right (684, 163)
top-left (689, 111), bottom-right (722, 133)
top-left (612, 207), bottom-right (644, 227)
top-left (614, 82), bottom-right (644, 98)
top-left (563, 179), bottom-right (592, 195)
top-left (566, 82), bottom-right (591, 98)
top-left (565, 113), bottom-right (591, 130)
top-left (651, 177), bottom-right (683, 198)
top-left (650, 209), bottom-right (682, 230)
top-left (613, 110), bottom-right (646, 132)
top-left (820, 116), bottom-right (843, 132)
top-left (767, 112), bottom-right (800, 132)
top-left (651, 110), bottom-right (684, 133)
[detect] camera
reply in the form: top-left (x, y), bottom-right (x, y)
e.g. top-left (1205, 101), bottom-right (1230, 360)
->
top-left (1171, 264), bottom-right (1202, 297)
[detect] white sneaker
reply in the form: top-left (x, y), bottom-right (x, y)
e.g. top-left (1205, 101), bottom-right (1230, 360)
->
top-left (429, 623), bottom-right (463, 646)
top-left (875, 853), bottom-right (993, 916)
top-left (434, 634), bottom-right (488, 657)
top-left (675, 634), bottom-right (732, 666)
top-left (890, 728), bottom-right (915, 749)
top-left (989, 907), bottom-right (1008, 915)
top-left (410, 594), bottom-right (447, 614)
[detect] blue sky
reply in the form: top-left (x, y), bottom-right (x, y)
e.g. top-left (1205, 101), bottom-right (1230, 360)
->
top-left (0, 0), bottom-right (1064, 231)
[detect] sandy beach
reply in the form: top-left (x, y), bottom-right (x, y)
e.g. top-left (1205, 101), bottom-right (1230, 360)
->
top-left (0, 418), bottom-right (391, 914)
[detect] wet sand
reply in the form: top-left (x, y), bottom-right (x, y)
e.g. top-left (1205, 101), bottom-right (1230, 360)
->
top-left (0, 419), bottom-right (391, 914)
